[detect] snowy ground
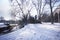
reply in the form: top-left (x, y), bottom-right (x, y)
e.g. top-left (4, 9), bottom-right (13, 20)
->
top-left (0, 23), bottom-right (60, 40)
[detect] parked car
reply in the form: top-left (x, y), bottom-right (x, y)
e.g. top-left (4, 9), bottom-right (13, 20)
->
top-left (0, 23), bottom-right (12, 33)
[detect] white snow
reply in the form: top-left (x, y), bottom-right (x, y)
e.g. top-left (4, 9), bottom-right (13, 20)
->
top-left (0, 23), bottom-right (60, 40)
top-left (0, 23), bottom-right (7, 28)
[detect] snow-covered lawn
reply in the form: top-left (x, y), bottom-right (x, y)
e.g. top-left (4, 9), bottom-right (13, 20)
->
top-left (0, 23), bottom-right (60, 40)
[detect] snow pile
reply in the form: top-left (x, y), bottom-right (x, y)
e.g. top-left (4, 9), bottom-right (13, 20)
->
top-left (0, 23), bottom-right (60, 40)
top-left (0, 23), bottom-right (7, 28)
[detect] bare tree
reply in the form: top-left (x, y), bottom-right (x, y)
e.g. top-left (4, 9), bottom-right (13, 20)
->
top-left (10, 0), bottom-right (35, 26)
top-left (32, 0), bottom-right (46, 23)
top-left (45, 0), bottom-right (60, 24)
top-left (10, 0), bottom-right (34, 19)
top-left (10, 0), bottom-right (27, 20)
top-left (50, 0), bottom-right (53, 24)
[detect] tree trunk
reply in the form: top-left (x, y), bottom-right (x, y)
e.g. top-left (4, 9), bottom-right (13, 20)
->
top-left (38, 0), bottom-right (42, 24)
top-left (50, 0), bottom-right (54, 24)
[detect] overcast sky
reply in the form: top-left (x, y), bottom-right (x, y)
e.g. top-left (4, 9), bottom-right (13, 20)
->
top-left (0, 0), bottom-right (60, 20)
top-left (0, 0), bottom-right (11, 20)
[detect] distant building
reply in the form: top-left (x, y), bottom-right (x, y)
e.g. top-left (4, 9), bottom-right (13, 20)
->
top-left (53, 5), bottom-right (60, 22)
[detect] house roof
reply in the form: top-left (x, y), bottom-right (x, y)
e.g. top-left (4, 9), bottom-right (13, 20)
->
top-left (54, 5), bottom-right (60, 14)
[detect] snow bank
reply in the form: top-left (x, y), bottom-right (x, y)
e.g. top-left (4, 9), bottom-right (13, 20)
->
top-left (0, 23), bottom-right (60, 40)
top-left (0, 23), bottom-right (7, 28)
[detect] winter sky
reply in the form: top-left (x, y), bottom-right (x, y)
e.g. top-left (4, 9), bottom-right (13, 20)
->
top-left (0, 0), bottom-right (11, 20)
top-left (0, 0), bottom-right (60, 20)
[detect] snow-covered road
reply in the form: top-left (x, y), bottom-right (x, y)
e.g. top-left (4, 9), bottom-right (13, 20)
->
top-left (0, 23), bottom-right (60, 40)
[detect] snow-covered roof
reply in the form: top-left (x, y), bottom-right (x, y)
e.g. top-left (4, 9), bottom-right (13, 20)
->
top-left (54, 5), bottom-right (60, 14)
